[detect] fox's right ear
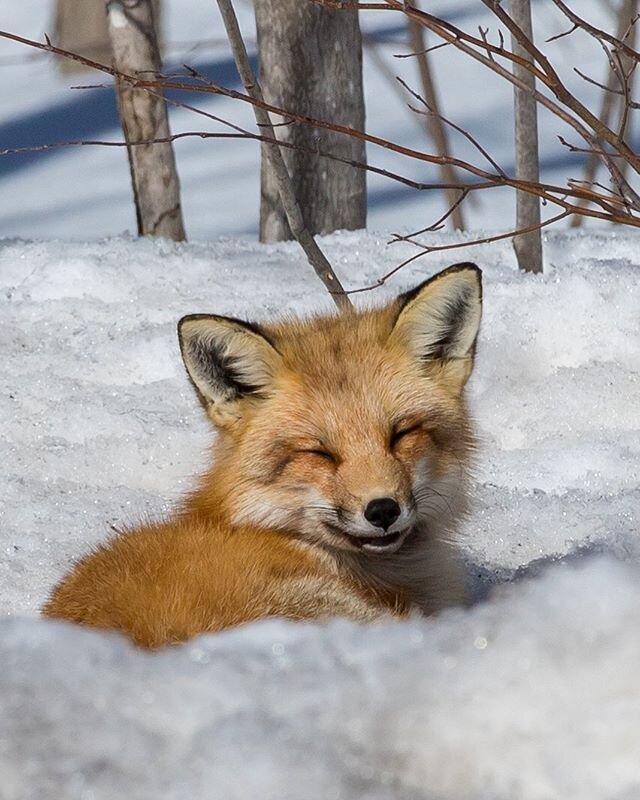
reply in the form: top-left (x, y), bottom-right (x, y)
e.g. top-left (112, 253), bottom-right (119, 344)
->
top-left (389, 263), bottom-right (482, 391)
top-left (178, 315), bottom-right (281, 427)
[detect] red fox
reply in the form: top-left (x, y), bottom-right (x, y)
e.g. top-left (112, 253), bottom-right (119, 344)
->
top-left (43, 263), bottom-right (482, 647)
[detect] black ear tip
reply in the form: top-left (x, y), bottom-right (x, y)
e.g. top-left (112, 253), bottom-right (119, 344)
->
top-left (444, 261), bottom-right (482, 280)
top-left (398, 262), bottom-right (483, 306)
top-left (443, 262), bottom-right (482, 301)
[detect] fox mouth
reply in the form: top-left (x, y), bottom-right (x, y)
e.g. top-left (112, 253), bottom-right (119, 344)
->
top-left (325, 524), bottom-right (410, 553)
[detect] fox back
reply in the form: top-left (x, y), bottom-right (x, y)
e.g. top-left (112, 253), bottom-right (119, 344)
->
top-left (44, 263), bottom-right (482, 646)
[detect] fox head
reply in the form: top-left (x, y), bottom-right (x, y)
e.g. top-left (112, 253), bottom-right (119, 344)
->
top-left (178, 263), bottom-right (481, 556)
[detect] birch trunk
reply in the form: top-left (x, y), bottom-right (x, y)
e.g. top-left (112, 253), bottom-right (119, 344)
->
top-left (106, 0), bottom-right (185, 240)
top-left (509, 0), bottom-right (543, 273)
top-left (254, 0), bottom-right (366, 242)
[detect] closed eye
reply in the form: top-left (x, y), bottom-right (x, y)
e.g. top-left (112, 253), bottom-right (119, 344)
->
top-left (390, 424), bottom-right (422, 448)
top-left (296, 448), bottom-right (337, 464)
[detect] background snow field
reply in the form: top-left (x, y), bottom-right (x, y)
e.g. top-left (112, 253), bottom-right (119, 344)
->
top-left (2, 231), bottom-right (640, 797)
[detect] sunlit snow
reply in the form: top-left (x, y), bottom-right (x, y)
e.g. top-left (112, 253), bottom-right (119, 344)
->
top-left (2, 230), bottom-right (640, 798)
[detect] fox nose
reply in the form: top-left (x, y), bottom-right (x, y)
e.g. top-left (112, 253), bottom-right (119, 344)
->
top-left (364, 497), bottom-right (401, 530)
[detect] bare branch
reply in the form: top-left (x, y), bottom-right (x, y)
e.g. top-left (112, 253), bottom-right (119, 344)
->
top-left (574, 66), bottom-right (622, 95)
top-left (5, 9), bottom-right (640, 290)
top-left (570, 0), bottom-right (639, 224)
top-left (393, 40), bottom-right (451, 58)
top-left (549, 0), bottom-right (640, 63)
top-left (313, 0), bottom-right (640, 180)
top-left (0, 128), bottom-right (476, 195)
top-left (389, 187), bottom-right (470, 243)
top-left (478, 25), bottom-right (496, 61)
top-left (5, 25), bottom-right (637, 227)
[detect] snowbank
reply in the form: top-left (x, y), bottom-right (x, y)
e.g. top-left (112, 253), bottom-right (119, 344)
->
top-left (3, 558), bottom-right (640, 800)
top-left (2, 230), bottom-right (640, 797)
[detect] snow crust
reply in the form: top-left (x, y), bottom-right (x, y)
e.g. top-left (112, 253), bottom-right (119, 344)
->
top-left (2, 229), bottom-right (640, 797)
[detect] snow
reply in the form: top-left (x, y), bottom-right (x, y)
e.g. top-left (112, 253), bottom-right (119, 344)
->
top-left (3, 559), bottom-right (640, 800)
top-left (2, 230), bottom-right (640, 797)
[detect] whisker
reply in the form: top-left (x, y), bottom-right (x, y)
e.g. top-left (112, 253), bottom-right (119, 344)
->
top-left (418, 495), bottom-right (453, 515)
top-left (305, 504), bottom-right (340, 514)
top-left (414, 485), bottom-right (455, 517)
top-left (246, 497), bottom-right (341, 519)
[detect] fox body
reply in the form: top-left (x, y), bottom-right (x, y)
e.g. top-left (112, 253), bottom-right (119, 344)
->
top-left (44, 263), bottom-right (482, 647)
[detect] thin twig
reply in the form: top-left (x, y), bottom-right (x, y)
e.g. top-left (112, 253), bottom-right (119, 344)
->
top-left (389, 187), bottom-right (470, 242)
top-left (0, 129), bottom-right (478, 194)
top-left (346, 211), bottom-right (570, 295)
top-left (549, 0), bottom-right (640, 63)
top-left (546, 23), bottom-right (578, 44)
top-left (397, 75), bottom-right (507, 177)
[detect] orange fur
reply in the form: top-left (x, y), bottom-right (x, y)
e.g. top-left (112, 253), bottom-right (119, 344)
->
top-left (43, 263), bottom-right (482, 647)
top-left (43, 516), bottom-right (395, 648)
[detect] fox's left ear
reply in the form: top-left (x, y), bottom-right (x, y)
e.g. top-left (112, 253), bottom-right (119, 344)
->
top-left (389, 263), bottom-right (482, 391)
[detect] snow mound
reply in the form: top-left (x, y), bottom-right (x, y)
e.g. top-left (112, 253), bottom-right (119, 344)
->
top-left (2, 557), bottom-right (640, 800)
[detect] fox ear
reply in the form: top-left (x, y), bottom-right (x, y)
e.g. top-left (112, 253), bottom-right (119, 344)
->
top-left (390, 263), bottom-right (482, 389)
top-left (178, 315), bottom-right (281, 426)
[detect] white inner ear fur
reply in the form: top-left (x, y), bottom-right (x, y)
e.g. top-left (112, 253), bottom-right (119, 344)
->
top-left (390, 267), bottom-right (482, 363)
top-left (179, 317), bottom-right (280, 411)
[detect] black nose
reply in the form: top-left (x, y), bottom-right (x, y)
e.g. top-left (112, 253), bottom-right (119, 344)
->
top-left (364, 497), bottom-right (401, 530)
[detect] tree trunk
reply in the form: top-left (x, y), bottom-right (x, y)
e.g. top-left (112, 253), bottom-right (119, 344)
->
top-left (106, 0), bottom-right (185, 240)
top-left (509, 0), bottom-right (543, 273)
top-left (215, 0), bottom-right (351, 309)
top-left (54, 0), bottom-right (111, 72)
top-left (254, 0), bottom-right (366, 242)
top-left (53, 0), bottom-right (162, 73)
